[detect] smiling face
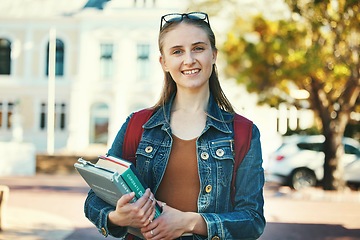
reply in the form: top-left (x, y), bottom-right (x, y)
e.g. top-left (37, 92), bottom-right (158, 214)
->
top-left (159, 23), bottom-right (217, 92)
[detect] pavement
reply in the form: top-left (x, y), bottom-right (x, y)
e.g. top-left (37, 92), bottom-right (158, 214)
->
top-left (0, 174), bottom-right (359, 240)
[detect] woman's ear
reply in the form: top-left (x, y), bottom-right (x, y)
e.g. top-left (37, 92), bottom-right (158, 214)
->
top-left (159, 55), bottom-right (168, 72)
top-left (212, 49), bottom-right (218, 65)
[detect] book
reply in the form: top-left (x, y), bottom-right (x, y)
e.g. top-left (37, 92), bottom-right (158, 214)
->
top-left (74, 155), bottom-right (162, 238)
top-left (96, 155), bottom-right (162, 218)
top-left (74, 158), bottom-right (136, 206)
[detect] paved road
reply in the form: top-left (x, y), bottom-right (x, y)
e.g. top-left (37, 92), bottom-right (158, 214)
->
top-left (0, 174), bottom-right (359, 240)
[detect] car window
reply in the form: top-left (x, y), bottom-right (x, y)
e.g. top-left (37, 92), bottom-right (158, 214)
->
top-left (344, 144), bottom-right (360, 155)
top-left (297, 142), bottom-right (323, 152)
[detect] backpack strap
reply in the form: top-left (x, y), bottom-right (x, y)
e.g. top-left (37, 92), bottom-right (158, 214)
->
top-left (122, 108), bottom-right (154, 164)
top-left (231, 113), bottom-right (253, 203)
top-left (122, 109), bottom-right (154, 240)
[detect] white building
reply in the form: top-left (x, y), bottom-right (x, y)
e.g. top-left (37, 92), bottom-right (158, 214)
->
top-left (0, 0), bottom-right (185, 154)
top-left (0, 0), bottom-right (313, 158)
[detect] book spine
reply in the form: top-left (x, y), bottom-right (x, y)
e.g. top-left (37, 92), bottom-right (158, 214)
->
top-left (121, 168), bottom-right (162, 218)
top-left (121, 168), bottom-right (147, 198)
top-left (114, 173), bottom-right (136, 203)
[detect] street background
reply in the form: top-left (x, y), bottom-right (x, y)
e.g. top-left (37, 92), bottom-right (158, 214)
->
top-left (0, 173), bottom-right (359, 240)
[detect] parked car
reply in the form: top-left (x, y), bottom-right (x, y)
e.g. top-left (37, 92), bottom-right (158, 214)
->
top-left (265, 135), bottom-right (360, 190)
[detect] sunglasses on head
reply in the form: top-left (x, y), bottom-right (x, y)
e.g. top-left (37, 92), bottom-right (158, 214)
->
top-left (160, 12), bottom-right (210, 31)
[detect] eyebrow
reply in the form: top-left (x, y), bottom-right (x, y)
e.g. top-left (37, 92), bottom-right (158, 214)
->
top-left (169, 41), bottom-right (208, 50)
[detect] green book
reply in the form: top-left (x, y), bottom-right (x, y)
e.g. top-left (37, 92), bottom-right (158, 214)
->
top-left (99, 155), bottom-right (162, 218)
top-left (75, 158), bottom-right (142, 238)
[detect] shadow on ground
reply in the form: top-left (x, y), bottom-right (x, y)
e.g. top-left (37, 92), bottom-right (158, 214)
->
top-left (261, 222), bottom-right (360, 240)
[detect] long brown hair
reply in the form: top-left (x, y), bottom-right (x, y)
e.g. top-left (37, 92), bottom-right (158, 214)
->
top-left (153, 17), bottom-right (234, 114)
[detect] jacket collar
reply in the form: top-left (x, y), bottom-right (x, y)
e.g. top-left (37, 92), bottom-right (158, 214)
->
top-left (144, 93), bottom-right (232, 134)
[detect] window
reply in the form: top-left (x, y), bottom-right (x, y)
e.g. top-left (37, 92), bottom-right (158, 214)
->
top-left (0, 102), bottom-right (2, 128)
top-left (60, 103), bottom-right (66, 130)
top-left (7, 102), bottom-right (14, 129)
top-left (46, 39), bottom-right (65, 76)
top-left (0, 101), bottom-right (14, 130)
top-left (297, 142), bottom-right (323, 152)
top-left (40, 102), bottom-right (67, 130)
top-left (137, 44), bottom-right (150, 79)
top-left (40, 103), bottom-right (46, 129)
top-left (100, 43), bottom-right (114, 79)
top-left (90, 103), bottom-right (109, 144)
top-left (344, 144), bottom-right (360, 155)
top-left (0, 38), bottom-right (11, 75)
top-left (133, 0), bottom-right (156, 7)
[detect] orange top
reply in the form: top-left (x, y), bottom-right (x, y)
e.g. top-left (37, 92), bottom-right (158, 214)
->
top-left (155, 135), bottom-right (200, 212)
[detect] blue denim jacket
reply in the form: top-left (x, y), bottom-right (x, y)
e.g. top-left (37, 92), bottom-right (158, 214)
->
top-left (84, 95), bottom-right (266, 240)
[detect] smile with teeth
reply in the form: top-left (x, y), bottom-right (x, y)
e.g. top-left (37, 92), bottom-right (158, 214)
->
top-left (183, 69), bottom-right (200, 75)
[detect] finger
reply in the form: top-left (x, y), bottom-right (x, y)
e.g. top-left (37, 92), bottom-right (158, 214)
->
top-left (140, 199), bottom-right (156, 226)
top-left (142, 190), bottom-right (156, 213)
top-left (150, 229), bottom-right (155, 239)
top-left (135, 188), bottom-right (152, 208)
top-left (148, 208), bottom-right (156, 224)
top-left (141, 192), bottom-right (155, 211)
top-left (116, 192), bottom-right (135, 208)
top-left (156, 200), bottom-right (167, 210)
top-left (141, 226), bottom-right (156, 239)
top-left (141, 213), bottom-right (157, 232)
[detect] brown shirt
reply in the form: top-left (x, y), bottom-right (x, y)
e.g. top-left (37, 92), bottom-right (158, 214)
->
top-left (155, 135), bottom-right (200, 212)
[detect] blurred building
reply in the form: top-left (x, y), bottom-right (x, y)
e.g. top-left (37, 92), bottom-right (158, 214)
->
top-left (0, 0), bottom-right (188, 154)
top-left (0, 0), bottom-right (314, 157)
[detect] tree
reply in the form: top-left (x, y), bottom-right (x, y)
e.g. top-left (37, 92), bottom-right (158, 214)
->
top-left (221, 0), bottom-right (359, 190)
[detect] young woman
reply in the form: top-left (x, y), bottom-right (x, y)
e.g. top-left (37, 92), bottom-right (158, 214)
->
top-left (84, 12), bottom-right (265, 240)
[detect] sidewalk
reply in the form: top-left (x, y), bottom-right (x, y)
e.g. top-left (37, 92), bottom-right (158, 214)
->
top-left (0, 174), bottom-right (359, 240)
top-left (0, 174), bottom-right (116, 240)
top-left (2, 207), bottom-right (73, 240)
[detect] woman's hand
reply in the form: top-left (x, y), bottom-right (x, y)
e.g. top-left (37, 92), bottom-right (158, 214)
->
top-left (108, 188), bottom-right (156, 228)
top-left (141, 203), bottom-right (207, 240)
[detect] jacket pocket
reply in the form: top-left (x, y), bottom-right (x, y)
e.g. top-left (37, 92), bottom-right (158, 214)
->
top-left (208, 137), bottom-right (234, 187)
top-left (136, 140), bottom-right (159, 159)
top-left (208, 137), bottom-right (234, 161)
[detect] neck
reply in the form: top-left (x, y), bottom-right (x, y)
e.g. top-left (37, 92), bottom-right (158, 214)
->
top-left (172, 88), bottom-right (210, 113)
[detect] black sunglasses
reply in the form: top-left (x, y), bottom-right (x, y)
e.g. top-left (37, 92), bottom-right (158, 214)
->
top-left (160, 12), bottom-right (210, 31)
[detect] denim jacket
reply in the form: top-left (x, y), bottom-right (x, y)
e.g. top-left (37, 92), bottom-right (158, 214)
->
top-left (84, 94), bottom-right (266, 240)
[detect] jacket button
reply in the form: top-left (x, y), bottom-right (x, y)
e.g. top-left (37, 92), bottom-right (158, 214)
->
top-left (101, 227), bottom-right (107, 236)
top-left (211, 236), bottom-right (220, 240)
top-left (216, 149), bottom-right (225, 157)
top-left (200, 152), bottom-right (209, 160)
top-left (145, 146), bottom-right (153, 153)
top-left (205, 185), bottom-right (212, 193)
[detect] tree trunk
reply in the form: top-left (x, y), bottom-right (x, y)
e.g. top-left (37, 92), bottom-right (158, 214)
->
top-left (308, 78), bottom-right (350, 191)
top-left (322, 129), bottom-right (343, 190)
top-left (322, 116), bottom-right (347, 191)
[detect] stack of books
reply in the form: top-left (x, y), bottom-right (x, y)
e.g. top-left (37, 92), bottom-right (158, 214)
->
top-left (74, 155), bottom-right (162, 238)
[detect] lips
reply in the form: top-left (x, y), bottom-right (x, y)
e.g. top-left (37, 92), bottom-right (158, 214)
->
top-left (182, 69), bottom-right (200, 75)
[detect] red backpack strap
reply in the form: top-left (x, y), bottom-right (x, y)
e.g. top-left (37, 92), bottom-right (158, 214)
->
top-left (122, 109), bottom-right (154, 240)
top-left (122, 108), bottom-right (154, 164)
top-left (231, 113), bottom-right (253, 202)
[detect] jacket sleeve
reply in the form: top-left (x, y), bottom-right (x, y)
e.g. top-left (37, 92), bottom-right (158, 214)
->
top-left (200, 124), bottom-right (266, 240)
top-left (83, 114), bottom-right (133, 238)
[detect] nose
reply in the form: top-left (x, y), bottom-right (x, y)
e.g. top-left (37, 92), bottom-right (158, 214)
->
top-left (184, 52), bottom-right (196, 65)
